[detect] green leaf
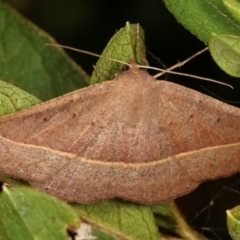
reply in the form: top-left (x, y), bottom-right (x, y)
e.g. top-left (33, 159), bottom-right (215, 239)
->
top-left (209, 34), bottom-right (240, 77)
top-left (72, 200), bottom-right (159, 240)
top-left (0, 80), bottom-right (41, 116)
top-left (90, 22), bottom-right (147, 85)
top-left (0, 186), bottom-right (80, 240)
top-left (0, 1), bottom-right (88, 101)
top-left (92, 227), bottom-right (117, 240)
top-left (162, 0), bottom-right (240, 43)
top-left (72, 200), bottom-right (207, 240)
top-left (222, 0), bottom-right (240, 23)
top-left (227, 205), bottom-right (240, 240)
top-left (152, 202), bottom-right (208, 240)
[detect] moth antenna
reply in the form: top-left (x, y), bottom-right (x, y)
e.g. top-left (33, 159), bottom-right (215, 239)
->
top-left (139, 65), bottom-right (233, 89)
top-left (154, 47), bottom-right (209, 78)
top-left (47, 44), bottom-right (233, 89)
top-left (45, 43), bottom-right (131, 67)
top-left (138, 47), bottom-right (233, 89)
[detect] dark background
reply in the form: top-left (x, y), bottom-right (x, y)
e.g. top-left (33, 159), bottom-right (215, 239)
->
top-left (4, 0), bottom-right (240, 239)
top-left (5, 0), bottom-right (240, 99)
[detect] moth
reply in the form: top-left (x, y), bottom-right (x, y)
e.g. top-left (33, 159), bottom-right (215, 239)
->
top-left (0, 54), bottom-right (240, 204)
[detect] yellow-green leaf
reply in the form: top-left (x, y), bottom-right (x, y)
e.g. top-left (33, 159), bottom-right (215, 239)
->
top-left (0, 80), bottom-right (41, 116)
top-left (209, 34), bottom-right (240, 77)
top-left (0, 186), bottom-right (80, 240)
top-left (227, 205), bottom-right (240, 240)
top-left (90, 22), bottom-right (147, 85)
top-left (223, 0), bottom-right (240, 23)
top-left (163, 0), bottom-right (240, 43)
top-left (72, 200), bottom-right (159, 240)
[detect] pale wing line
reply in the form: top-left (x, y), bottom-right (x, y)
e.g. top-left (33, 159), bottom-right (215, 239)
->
top-left (155, 88), bottom-right (198, 194)
top-left (78, 92), bottom-right (121, 195)
top-left (155, 86), bottom-right (239, 197)
top-left (147, 94), bottom-right (161, 199)
top-left (1, 147), bottom-right (70, 184)
top-left (1, 136), bottom-right (239, 170)
top-left (1, 132), bottom-right (239, 202)
top-left (155, 91), bottom-right (175, 156)
top-left (63, 88), bottom-right (119, 196)
top-left (162, 89), bottom-right (206, 192)
top-left (156, 94), bottom-right (178, 194)
top-left (151, 92), bottom-right (166, 197)
top-left (160, 88), bottom-right (225, 194)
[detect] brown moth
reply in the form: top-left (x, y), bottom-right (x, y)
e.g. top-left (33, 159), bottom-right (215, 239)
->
top-left (0, 59), bottom-right (240, 204)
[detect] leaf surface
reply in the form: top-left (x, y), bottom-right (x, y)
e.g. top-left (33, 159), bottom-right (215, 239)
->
top-left (90, 22), bottom-right (146, 85)
top-left (162, 0), bottom-right (240, 43)
top-left (0, 186), bottom-right (79, 240)
top-left (209, 34), bottom-right (240, 77)
top-left (0, 80), bottom-right (41, 116)
top-left (73, 200), bottom-right (159, 240)
top-left (227, 205), bottom-right (240, 240)
top-left (0, 1), bottom-right (88, 100)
